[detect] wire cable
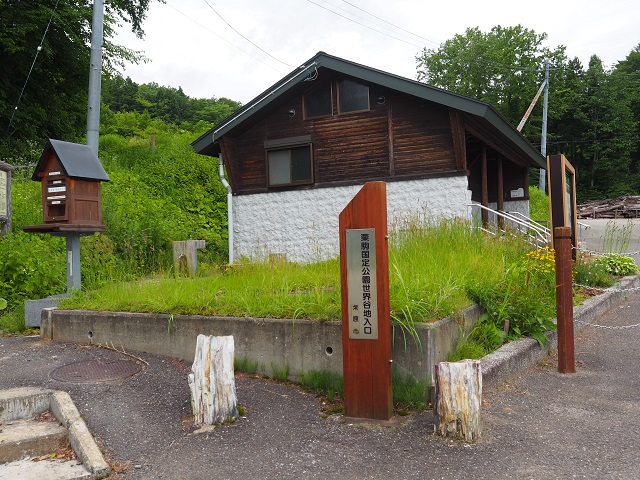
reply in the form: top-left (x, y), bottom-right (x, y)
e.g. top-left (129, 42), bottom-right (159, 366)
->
top-left (166, 2), bottom-right (285, 75)
top-left (201, 0), bottom-right (296, 68)
top-left (306, 0), bottom-right (424, 49)
top-left (339, 0), bottom-right (438, 46)
top-left (5, 0), bottom-right (60, 138)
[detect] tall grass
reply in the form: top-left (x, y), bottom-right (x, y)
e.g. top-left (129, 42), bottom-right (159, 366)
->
top-left (60, 219), bottom-right (530, 325)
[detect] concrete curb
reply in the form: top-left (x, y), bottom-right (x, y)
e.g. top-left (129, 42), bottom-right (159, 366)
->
top-left (481, 275), bottom-right (640, 386)
top-left (0, 387), bottom-right (110, 478)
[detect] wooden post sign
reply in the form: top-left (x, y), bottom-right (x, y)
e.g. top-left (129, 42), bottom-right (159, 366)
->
top-left (339, 181), bottom-right (392, 420)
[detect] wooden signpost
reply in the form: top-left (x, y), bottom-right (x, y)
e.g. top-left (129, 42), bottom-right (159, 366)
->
top-left (339, 181), bottom-right (392, 420)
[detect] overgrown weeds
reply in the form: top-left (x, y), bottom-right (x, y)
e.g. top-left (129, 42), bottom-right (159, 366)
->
top-left (60, 219), bottom-right (530, 327)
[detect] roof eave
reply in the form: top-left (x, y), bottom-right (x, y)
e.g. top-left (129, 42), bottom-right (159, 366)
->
top-left (193, 51), bottom-right (546, 168)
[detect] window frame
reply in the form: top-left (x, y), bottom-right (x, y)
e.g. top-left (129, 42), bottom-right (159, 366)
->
top-left (337, 78), bottom-right (370, 115)
top-left (265, 136), bottom-right (314, 187)
top-left (303, 81), bottom-right (333, 120)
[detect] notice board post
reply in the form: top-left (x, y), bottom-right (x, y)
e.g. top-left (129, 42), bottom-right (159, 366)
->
top-left (339, 181), bottom-right (392, 420)
top-left (547, 154), bottom-right (578, 259)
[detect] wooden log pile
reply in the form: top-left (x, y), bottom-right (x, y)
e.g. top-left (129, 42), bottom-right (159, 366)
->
top-left (577, 196), bottom-right (640, 219)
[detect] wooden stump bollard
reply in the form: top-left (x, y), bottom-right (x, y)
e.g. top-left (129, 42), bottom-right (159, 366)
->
top-left (434, 360), bottom-right (482, 442)
top-left (188, 334), bottom-right (239, 425)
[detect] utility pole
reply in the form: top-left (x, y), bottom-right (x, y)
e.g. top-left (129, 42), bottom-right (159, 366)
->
top-left (539, 60), bottom-right (550, 192)
top-left (86, 0), bottom-right (104, 156)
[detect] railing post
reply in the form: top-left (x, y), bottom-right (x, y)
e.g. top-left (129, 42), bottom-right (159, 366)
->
top-left (554, 226), bottom-right (575, 373)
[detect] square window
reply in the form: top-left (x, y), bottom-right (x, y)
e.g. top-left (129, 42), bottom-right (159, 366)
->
top-left (339, 79), bottom-right (369, 113)
top-left (304, 84), bottom-right (332, 118)
top-left (267, 144), bottom-right (313, 187)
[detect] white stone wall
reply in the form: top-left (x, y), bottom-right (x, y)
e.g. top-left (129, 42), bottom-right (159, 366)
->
top-left (232, 175), bottom-right (472, 263)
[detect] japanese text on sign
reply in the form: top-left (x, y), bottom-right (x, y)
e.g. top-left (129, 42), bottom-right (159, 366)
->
top-left (346, 229), bottom-right (378, 340)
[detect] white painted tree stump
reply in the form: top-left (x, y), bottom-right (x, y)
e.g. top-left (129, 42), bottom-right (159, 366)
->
top-left (188, 334), bottom-right (238, 425)
top-left (434, 360), bottom-right (482, 442)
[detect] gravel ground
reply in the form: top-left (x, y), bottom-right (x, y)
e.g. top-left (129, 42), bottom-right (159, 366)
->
top-left (2, 291), bottom-right (640, 479)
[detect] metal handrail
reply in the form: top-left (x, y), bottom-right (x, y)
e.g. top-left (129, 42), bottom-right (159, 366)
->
top-left (468, 204), bottom-right (550, 247)
top-left (506, 211), bottom-right (551, 239)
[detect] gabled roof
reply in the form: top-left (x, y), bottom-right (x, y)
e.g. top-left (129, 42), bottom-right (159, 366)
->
top-left (192, 51), bottom-right (545, 169)
top-left (33, 139), bottom-right (110, 182)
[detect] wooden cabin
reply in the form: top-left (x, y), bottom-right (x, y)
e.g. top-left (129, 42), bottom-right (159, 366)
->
top-left (193, 52), bottom-right (545, 263)
top-left (23, 139), bottom-right (109, 233)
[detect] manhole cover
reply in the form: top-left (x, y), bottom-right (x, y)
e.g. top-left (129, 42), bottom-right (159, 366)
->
top-left (50, 359), bottom-right (142, 383)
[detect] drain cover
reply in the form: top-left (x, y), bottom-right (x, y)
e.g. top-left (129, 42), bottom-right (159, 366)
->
top-left (50, 359), bottom-right (142, 383)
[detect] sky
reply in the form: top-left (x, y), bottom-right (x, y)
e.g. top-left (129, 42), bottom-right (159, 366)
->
top-left (112, 0), bottom-right (640, 104)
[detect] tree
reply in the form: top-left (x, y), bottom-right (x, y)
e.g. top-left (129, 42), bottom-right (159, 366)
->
top-left (613, 45), bottom-right (640, 191)
top-left (572, 56), bottom-right (637, 198)
top-left (415, 25), bottom-right (568, 137)
top-left (101, 75), bottom-right (242, 134)
top-left (0, 0), bottom-right (157, 160)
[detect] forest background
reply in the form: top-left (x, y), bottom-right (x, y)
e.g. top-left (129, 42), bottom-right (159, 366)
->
top-left (0, 2), bottom-right (638, 322)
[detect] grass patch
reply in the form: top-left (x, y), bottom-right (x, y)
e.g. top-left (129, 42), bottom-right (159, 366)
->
top-left (0, 305), bottom-right (27, 335)
top-left (392, 369), bottom-right (430, 413)
top-left (298, 369), bottom-right (344, 402)
top-left (235, 356), bottom-right (259, 374)
top-left (270, 362), bottom-right (290, 382)
top-left (60, 219), bottom-right (530, 331)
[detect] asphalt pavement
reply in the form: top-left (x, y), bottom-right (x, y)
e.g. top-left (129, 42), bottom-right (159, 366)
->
top-left (578, 218), bottom-right (640, 264)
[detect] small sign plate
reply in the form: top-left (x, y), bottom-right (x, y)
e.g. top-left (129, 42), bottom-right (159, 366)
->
top-left (346, 228), bottom-right (378, 340)
top-left (0, 170), bottom-right (6, 217)
top-left (48, 186), bottom-right (66, 193)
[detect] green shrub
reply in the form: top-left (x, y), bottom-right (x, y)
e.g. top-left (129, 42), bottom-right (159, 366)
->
top-left (0, 231), bottom-right (65, 307)
top-left (448, 318), bottom-right (507, 361)
top-left (573, 253), bottom-right (615, 287)
top-left (528, 186), bottom-right (550, 222)
top-left (466, 247), bottom-right (558, 347)
top-left (593, 255), bottom-right (639, 277)
top-left (0, 303), bottom-right (26, 335)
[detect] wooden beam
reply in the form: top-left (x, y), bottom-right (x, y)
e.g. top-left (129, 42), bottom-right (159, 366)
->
top-left (497, 155), bottom-right (504, 229)
top-left (481, 144), bottom-right (489, 227)
top-left (449, 109), bottom-right (467, 171)
top-left (388, 102), bottom-right (395, 177)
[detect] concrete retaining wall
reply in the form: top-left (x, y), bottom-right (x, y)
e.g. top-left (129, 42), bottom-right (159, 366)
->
top-left (41, 305), bottom-right (481, 383)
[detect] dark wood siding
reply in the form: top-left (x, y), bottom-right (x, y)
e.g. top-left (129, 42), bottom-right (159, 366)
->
top-left (391, 95), bottom-right (457, 175)
top-left (234, 122), bottom-right (268, 190)
top-left (313, 106), bottom-right (389, 183)
top-left (225, 75), bottom-right (464, 194)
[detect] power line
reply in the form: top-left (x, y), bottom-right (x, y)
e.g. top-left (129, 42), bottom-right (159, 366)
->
top-left (339, 0), bottom-right (439, 46)
top-left (201, 0), bottom-right (296, 68)
top-left (306, 0), bottom-right (424, 49)
top-left (5, 0), bottom-right (61, 138)
top-left (165, 2), bottom-right (286, 75)
top-left (310, 1), bottom-right (552, 76)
